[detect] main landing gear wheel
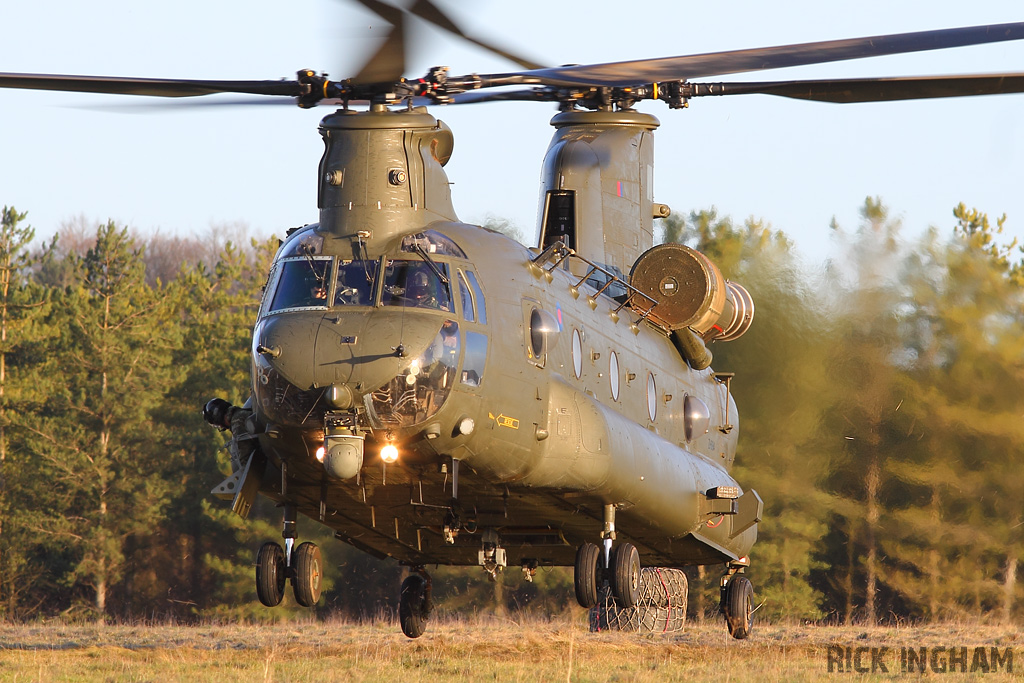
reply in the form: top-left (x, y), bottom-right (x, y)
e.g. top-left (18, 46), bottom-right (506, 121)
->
top-left (611, 542), bottom-right (641, 608)
top-left (399, 573), bottom-right (432, 639)
top-left (291, 542), bottom-right (323, 607)
top-left (574, 542), bottom-right (600, 609)
top-left (723, 575), bottom-right (754, 639)
top-left (256, 541), bottom-right (286, 607)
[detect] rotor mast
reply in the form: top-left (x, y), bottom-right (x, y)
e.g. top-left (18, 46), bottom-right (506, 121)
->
top-left (315, 107), bottom-right (458, 249)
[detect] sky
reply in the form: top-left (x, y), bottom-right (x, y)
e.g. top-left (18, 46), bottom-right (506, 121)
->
top-left (1, 0), bottom-right (1023, 266)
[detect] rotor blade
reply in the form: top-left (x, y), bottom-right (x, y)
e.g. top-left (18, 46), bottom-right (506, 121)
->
top-left (696, 73), bottom-right (1024, 103)
top-left (350, 0), bottom-right (407, 84)
top-left (0, 72), bottom-right (301, 98)
top-left (407, 0), bottom-right (544, 70)
top-left (483, 22), bottom-right (1024, 87)
top-left (79, 97), bottom-right (301, 113)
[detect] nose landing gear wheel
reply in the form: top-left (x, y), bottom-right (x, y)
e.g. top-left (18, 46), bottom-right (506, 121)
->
top-left (255, 541), bottom-right (286, 607)
top-left (291, 542), bottom-right (323, 607)
top-left (574, 542), bottom-right (600, 609)
top-left (723, 575), bottom-right (754, 639)
top-left (399, 573), bottom-right (432, 638)
top-left (611, 542), bottom-right (641, 608)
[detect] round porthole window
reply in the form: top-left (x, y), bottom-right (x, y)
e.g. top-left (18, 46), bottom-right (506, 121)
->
top-left (609, 351), bottom-right (620, 400)
top-left (572, 329), bottom-right (582, 379)
top-left (647, 373), bottom-right (657, 422)
top-left (683, 395), bottom-right (711, 442)
top-left (529, 308), bottom-right (559, 359)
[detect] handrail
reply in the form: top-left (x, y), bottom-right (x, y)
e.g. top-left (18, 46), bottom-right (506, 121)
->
top-left (530, 241), bottom-right (666, 332)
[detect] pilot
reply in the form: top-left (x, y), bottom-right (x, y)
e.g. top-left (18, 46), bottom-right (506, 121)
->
top-left (203, 398), bottom-right (259, 472)
top-left (406, 270), bottom-right (449, 311)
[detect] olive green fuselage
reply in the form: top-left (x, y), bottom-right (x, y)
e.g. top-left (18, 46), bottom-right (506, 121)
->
top-left (246, 106), bottom-right (758, 569)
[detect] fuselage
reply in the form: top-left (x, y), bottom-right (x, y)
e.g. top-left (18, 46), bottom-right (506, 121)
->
top-left (249, 219), bottom-right (757, 568)
top-left (240, 103), bottom-right (758, 570)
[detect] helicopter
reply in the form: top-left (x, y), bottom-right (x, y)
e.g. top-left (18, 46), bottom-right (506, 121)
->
top-left (3, 2), bottom-right (1024, 640)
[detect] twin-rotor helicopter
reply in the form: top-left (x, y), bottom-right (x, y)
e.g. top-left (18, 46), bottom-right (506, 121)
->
top-left (4, 1), bottom-right (1024, 638)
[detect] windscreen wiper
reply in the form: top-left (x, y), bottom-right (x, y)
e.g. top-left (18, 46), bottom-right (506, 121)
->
top-left (301, 244), bottom-right (327, 288)
top-left (412, 244), bottom-right (449, 286)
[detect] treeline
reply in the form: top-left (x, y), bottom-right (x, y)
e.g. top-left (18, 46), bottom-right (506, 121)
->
top-left (675, 199), bottom-right (1024, 624)
top-left (0, 210), bottom-right (282, 620)
top-left (0, 200), bottom-right (1020, 624)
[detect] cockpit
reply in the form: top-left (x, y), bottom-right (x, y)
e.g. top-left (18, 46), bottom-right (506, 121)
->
top-left (261, 230), bottom-right (474, 315)
top-left (253, 228), bottom-right (489, 430)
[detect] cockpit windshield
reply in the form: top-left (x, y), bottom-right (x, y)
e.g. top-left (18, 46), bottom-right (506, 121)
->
top-left (335, 260), bottom-right (378, 307)
top-left (381, 260), bottom-right (453, 312)
top-left (263, 253), bottom-right (458, 314)
top-left (267, 257), bottom-right (331, 312)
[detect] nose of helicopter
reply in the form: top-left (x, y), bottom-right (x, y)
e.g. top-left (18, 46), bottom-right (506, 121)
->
top-left (251, 309), bottom-right (454, 428)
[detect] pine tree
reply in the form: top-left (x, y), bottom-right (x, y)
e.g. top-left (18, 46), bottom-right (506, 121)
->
top-left (0, 206), bottom-right (51, 618)
top-left (888, 208), bottom-right (1024, 621)
top-left (154, 236), bottom-right (284, 615)
top-left (23, 221), bottom-right (177, 617)
top-left (812, 198), bottom-right (913, 624)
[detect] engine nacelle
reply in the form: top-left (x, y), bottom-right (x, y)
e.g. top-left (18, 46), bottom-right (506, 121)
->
top-left (628, 243), bottom-right (754, 342)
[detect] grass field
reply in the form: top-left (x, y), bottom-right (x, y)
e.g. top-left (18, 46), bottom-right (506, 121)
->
top-left (1, 616), bottom-right (1021, 682)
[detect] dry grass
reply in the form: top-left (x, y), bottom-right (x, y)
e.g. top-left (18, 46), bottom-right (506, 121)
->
top-left (0, 615), bottom-right (1021, 682)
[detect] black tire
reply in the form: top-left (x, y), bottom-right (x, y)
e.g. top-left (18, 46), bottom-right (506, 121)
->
top-left (611, 542), bottom-right (641, 608)
top-left (574, 542), bottom-right (600, 609)
top-left (399, 575), bottom-right (429, 638)
top-left (724, 575), bottom-right (754, 639)
top-left (255, 542), bottom-right (286, 607)
top-left (291, 542), bottom-right (323, 607)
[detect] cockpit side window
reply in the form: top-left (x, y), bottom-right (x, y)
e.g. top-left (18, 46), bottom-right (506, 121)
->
top-left (464, 270), bottom-right (487, 324)
top-left (334, 259), bottom-right (378, 307)
top-left (457, 270), bottom-right (475, 322)
top-left (381, 260), bottom-right (452, 312)
top-left (258, 264), bottom-right (278, 318)
top-left (267, 257), bottom-right (332, 312)
top-left (462, 331), bottom-right (487, 387)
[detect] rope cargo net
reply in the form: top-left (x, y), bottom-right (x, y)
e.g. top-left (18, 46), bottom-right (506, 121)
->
top-left (589, 567), bottom-right (689, 633)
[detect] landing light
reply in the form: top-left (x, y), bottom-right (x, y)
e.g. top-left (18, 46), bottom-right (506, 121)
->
top-left (315, 446), bottom-right (326, 463)
top-left (381, 443), bottom-right (399, 464)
